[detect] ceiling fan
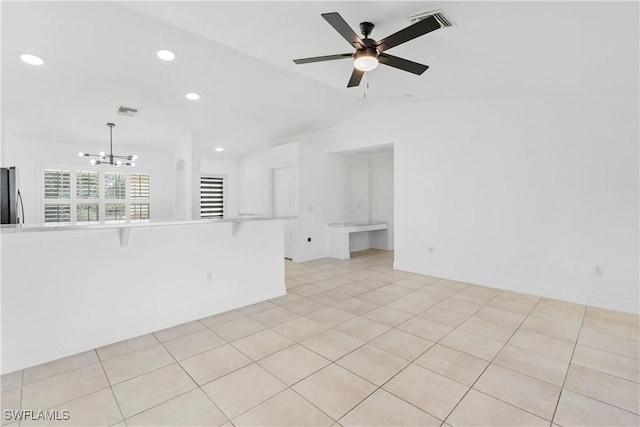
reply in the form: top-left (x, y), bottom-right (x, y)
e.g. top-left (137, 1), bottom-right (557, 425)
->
top-left (293, 12), bottom-right (449, 88)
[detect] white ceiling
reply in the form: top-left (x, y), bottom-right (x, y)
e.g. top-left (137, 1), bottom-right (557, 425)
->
top-left (2, 1), bottom-right (638, 157)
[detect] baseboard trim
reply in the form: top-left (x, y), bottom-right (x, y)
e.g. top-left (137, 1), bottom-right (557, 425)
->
top-left (393, 261), bottom-right (639, 314)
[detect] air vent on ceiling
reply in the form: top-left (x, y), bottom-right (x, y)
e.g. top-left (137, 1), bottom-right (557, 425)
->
top-left (116, 106), bottom-right (138, 117)
top-left (408, 10), bottom-right (455, 28)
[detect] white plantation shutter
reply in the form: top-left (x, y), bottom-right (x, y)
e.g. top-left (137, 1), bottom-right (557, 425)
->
top-left (106, 203), bottom-right (126, 220)
top-left (201, 176), bottom-right (224, 218)
top-left (44, 169), bottom-right (71, 223)
top-left (130, 203), bottom-right (149, 220)
top-left (130, 174), bottom-right (150, 199)
top-left (76, 171), bottom-right (100, 199)
top-left (44, 205), bottom-right (71, 223)
top-left (105, 173), bottom-right (126, 199)
top-left (76, 204), bottom-right (99, 222)
top-left (44, 170), bottom-right (71, 199)
top-left (130, 174), bottom-right (150, 220)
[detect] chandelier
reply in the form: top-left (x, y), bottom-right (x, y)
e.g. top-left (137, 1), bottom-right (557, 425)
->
top-left (78, 123), bottom-right (137, 166)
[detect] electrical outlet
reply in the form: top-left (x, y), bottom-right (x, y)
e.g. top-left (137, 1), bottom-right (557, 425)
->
top-left (594, 265), bottom-right (603, 276)
top-left (206, 272), bottom-right (213, 282)
top-left (307, 237), bottom-right (312, 242)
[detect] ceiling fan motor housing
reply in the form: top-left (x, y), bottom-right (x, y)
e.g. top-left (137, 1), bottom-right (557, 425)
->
top-left (355, 47), bottom-right (378, 60)
top-left (359, 21), bottom-right (375, 37)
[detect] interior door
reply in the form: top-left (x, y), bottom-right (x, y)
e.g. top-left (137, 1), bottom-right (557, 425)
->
top-left (273, 167), bottom-right (294, 259)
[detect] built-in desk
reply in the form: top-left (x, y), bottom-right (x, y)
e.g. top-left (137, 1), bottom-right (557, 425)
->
top-left (327, 220), bottom-right (388, 259)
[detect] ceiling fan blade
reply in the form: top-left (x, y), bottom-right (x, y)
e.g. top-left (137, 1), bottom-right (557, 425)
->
top-left (376, 15), bottom-right (441, 52)
top-left (322, 12), bottom-right (365, 49)
top-left (378, 53), bottom-right (429, 75)
top-left (347, 68), bottom-right (364, 87)
top-left (293, 53), bottom-right (353, 65)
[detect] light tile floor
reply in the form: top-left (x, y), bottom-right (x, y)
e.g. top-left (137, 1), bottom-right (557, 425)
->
top-left (2, 250), bottom-right (639, 426)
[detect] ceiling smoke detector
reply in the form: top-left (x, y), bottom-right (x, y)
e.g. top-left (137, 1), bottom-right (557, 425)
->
top-left (117, 106), bottom-right (138, 117)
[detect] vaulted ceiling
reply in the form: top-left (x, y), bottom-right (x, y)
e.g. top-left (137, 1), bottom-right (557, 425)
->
top-left (2, 1), bottom-right (637, 157)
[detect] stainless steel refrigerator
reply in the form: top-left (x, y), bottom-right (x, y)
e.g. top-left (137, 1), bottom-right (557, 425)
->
top-left (1, 166), bottom-right (24, 224)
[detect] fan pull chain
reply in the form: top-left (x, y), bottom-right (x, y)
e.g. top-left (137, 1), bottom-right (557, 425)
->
top-left (363, 72), bottom-right (370, 99)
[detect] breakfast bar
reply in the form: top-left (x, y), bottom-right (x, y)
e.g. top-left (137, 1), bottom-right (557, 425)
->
top-left (1, 217), bottom-right (289, 373)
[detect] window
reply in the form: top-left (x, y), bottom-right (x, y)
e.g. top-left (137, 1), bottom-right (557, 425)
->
top-left (77, 204), bottom-right (99, 222)
top-left (44, 169), bottom-right (71, 199)
top-left (76, 171), bottom-right (100, 222)
top-left (200, 176), bottom-right (224, 218)
top-left (76, 171), bottom-right (99, 199)
top-left (130, 174), bottom-right (150, 220)
top-left (44, 205), bottom-right (71, 223)
top-left (42, 168), bottom-right (151, 223)
top-left (44, 169), bottom-right (71, 223)
top-left (105, 204), bottom-right (126, 221)
top-left (105, 173), bottom-right (126, 199)
top-left (105, 173), bottom-right (126, 221)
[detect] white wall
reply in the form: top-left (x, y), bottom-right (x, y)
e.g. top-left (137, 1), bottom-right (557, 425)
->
top-left (370, 153), bottom-right (394, 250)
top-left (324, 95), bottom-right (639, 314)
top-left (238, 142), bottom-right (298, 216)
top-left (172, 139), bottom-right (193, 220)
top-left (335, 154), bottom-right (371, 252)
top-left (3, 137), bottom-right (173, 223)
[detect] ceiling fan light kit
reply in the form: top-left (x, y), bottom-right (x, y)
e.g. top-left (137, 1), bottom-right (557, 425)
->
top-left (354, 48), bottom-right (379, 71)
top-left (293, 11), bottom-right (450, 87)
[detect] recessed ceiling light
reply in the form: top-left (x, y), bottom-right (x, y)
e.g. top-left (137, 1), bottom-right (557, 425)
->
top-left (186, 92), bottom-right (200, 101)
top-left (214, 147), bottom-right (224, 152)
top-left (20, 54), bottom-right (44, 66)
top-left (157, 49), bottom-right (175, 61)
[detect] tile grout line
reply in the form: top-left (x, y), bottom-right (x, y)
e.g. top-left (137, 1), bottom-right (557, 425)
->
top-left (439, 291), bottom-right (545, 425)
top-left (147, 337), bottom-right (231, 424)
top-left (96, 348), bottom-right (127, 425)
top-left (269, 261), bottom-right (412, 425)
top-left (549, 306), bottom-right (587, 425)
top-left (338, 279), bottom-right (504, 425)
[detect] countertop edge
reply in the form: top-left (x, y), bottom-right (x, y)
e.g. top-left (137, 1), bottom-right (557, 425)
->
top-left (1, 216), bottom-right (297, 234)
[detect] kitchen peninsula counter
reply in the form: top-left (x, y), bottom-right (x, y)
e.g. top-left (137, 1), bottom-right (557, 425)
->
top-left (1, 216), bottom-right (291, 373)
